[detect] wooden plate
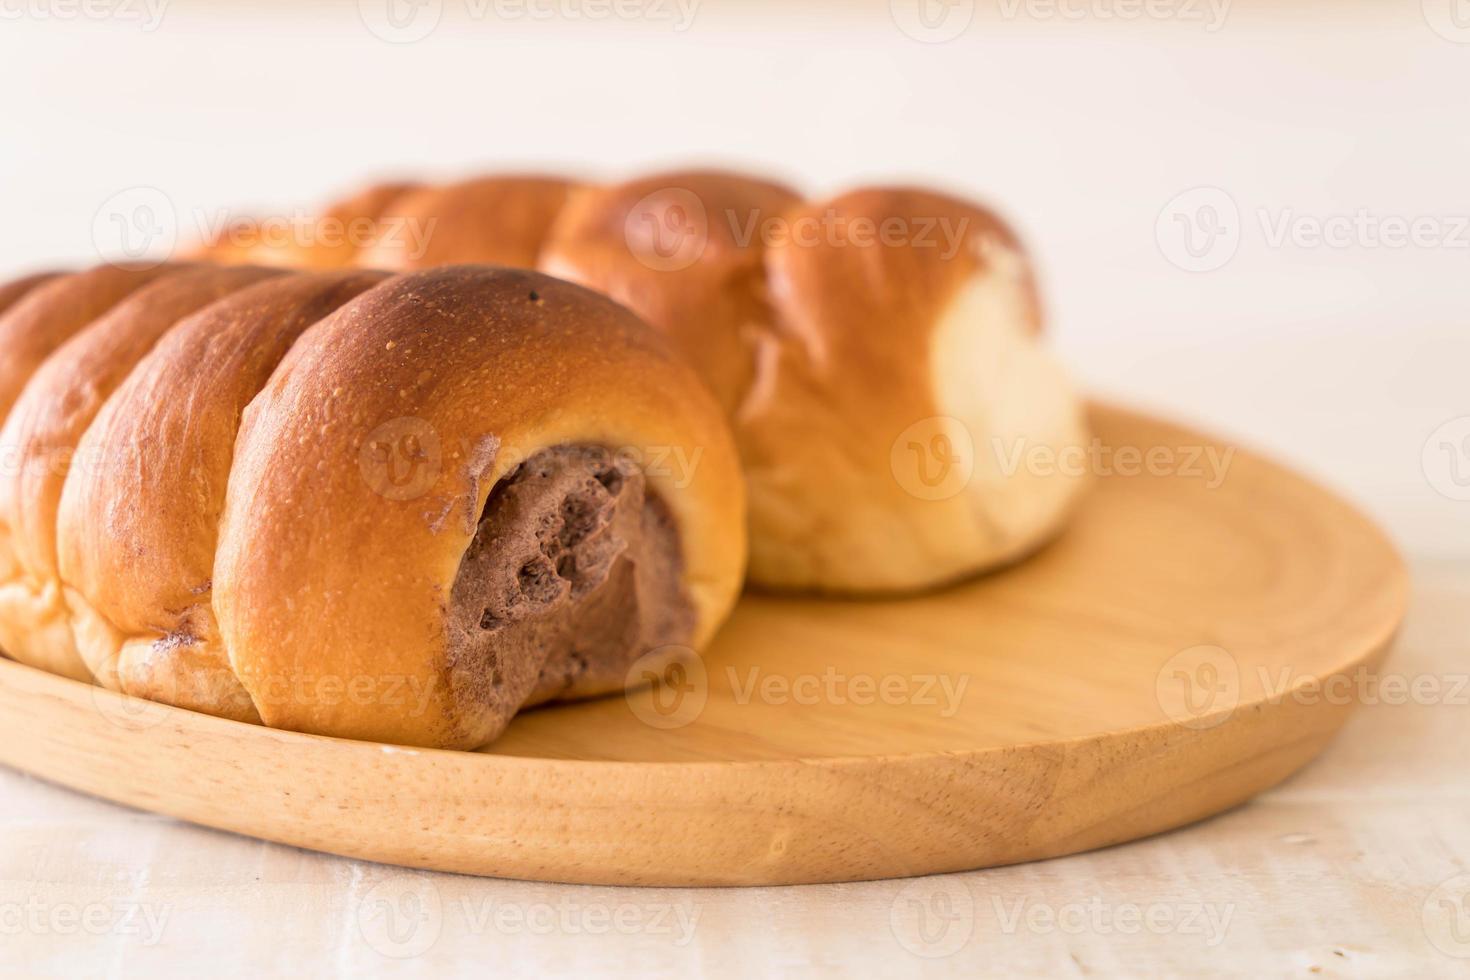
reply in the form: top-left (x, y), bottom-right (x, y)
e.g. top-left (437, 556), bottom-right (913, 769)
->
top-left (0, 404), bottom-right (1408, 886)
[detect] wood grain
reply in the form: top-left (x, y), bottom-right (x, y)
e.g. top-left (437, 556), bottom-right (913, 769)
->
top-left (0, 404), bottom-right (1409, 886)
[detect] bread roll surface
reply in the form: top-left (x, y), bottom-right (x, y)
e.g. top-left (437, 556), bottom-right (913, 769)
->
top-left (541, 171), bottom-right (801, 415)
top-left (0, 271), bottom-right (60, 319)
top-left (0, 264), bottom-right (175, 424)
top-left (213, 265), bottom-right (743, 747)
top-left (742, 187), bottom-right (1088, 590)
top-left (58, 269), bottom-right (389, 718)
top-left (0, 264), bottom-right (282, 679)
top-left (544, 176), bottom-right (1088, 590)
top-left (355, 175), bottom-right (576, 271)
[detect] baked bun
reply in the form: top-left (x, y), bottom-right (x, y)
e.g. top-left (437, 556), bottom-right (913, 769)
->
top-left (197, 168), bottom-right (1089, 593)
top-left (1, 263), bottom-right (745, 749)
top-left (544, 176), bottom-right (1090, 591)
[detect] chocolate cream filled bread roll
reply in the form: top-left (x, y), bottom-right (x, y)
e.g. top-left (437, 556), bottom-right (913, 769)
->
top-left (0, 263), bottom-right (745, 749)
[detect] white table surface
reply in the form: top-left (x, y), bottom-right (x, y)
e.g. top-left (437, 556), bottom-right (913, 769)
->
top-left (2, 3), bottom-right (1468, 977)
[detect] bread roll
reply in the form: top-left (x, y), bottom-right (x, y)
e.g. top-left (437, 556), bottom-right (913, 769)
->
top-left (2, 263), bottom-right (745, 749)
top-left (543, 176), bottom-right (1089, 591)
top-left (197, 168), bottom-right (1089, 592)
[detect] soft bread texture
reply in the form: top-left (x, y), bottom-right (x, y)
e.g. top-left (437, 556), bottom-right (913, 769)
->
top-left (197, 169), bottom-right (1090, 592)
top-left (739, 188), bottom-right (1088, 590)
top-left (0, 263), bottom-right (745, 749)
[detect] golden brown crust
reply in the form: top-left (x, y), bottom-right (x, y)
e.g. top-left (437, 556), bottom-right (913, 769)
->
top-left (544, 179), bottom-right (1085, 591)
top-left (0, 260), bottom-right (743, 749)
top-left (195, 169), bottom-right (1088, 593)
top-left (0, 264), bottom-right (177, 425)
top-left (0, 271), bottom-right (61, 318)
top-left (58, 270), bottom-right (390, 718)
top-left (355, 175), bottom-right (577, 271)
top-left (0, 265), bottom-right (283, 679)
top-left (209, 266), bottom-right (743, 747)
top-left (743, 187), bottom-right (1085, 589)
top-left (541, 170), bottom-right (802, 415)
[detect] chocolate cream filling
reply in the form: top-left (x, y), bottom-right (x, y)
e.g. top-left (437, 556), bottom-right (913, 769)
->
top-left (445, 445), bottom-right (694, 732)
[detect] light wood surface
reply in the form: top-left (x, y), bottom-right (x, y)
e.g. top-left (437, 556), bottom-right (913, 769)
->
top-left (0, 405), bottom-right (1409, 888)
